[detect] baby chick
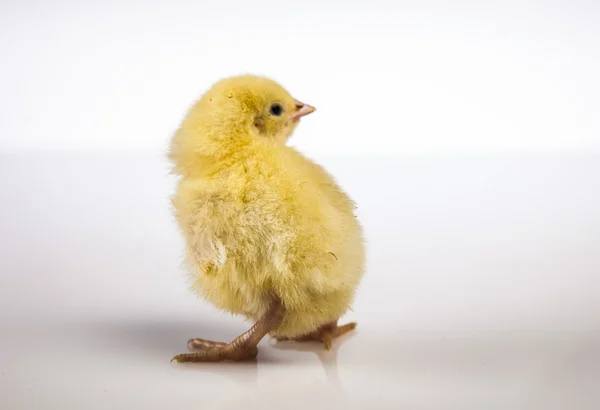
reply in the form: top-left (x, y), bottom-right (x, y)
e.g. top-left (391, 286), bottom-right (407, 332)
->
top-left (168, 75), bottom-right (365, 363)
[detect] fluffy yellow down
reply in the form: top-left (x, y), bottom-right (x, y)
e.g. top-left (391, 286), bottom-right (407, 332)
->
top-left (168, 75), bottom-right (365, 337)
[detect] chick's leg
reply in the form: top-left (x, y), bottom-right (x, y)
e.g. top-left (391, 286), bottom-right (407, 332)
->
top-left (277, 320), bottom-right (357, 350)
top-left (171, 300), bottom-right (284, 363)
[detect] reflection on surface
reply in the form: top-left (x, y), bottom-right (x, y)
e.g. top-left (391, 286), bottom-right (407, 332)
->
top-left (174, 331), bottom-right (357, 409)
top-left (3, 317), bottom-right (600, 410)
top-left (270, 332), bottom-right (355, 394)
top-left (73, 317), bottom-right (357, 409)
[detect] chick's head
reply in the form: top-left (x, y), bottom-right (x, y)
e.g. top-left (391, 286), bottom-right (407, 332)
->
top-left (218, 75), bottom-right (315, 142)
top-left (171, 75), bottom-right (315, 164)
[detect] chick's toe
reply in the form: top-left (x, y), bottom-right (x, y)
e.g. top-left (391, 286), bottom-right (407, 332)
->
top-left (187, 338), bottom-right (227, 350)
top-left (276, 321), bottom-right (357, 350)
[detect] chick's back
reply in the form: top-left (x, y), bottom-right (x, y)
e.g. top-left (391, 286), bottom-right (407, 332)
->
top-left (172, 142), bottom-right (365, 337)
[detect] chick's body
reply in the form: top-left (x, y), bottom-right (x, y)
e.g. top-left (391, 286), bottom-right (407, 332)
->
top-left (169, 75), bottom-right (365, 345)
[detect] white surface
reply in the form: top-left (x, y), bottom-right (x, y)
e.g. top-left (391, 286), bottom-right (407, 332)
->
top-left (1, 0), bottom-right (600, 154)
top-left (1, 152), bottom-right (599, 409)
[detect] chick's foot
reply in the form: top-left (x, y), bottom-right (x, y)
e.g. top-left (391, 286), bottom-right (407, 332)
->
top-left (276, 321), bottom-right (357, 350)
top-left (171, 299), bottom-right (284, 364)
top-left (172, 338), bottom-right (248, 362)
top-left (171, 343), bottom-right (259, 363)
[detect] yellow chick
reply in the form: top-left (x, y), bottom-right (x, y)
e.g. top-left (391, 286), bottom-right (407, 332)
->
top-left (168, 75), bottom-right (365, 362)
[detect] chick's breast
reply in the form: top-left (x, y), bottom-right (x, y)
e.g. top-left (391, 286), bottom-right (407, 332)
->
top-left (174, 148), bottom-right (365, 338)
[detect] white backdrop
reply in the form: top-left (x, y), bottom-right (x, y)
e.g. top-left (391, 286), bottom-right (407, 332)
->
top-left (2, 2), bottom-right (600, 409)
top-left (1, 0), bottom-right (599, 154)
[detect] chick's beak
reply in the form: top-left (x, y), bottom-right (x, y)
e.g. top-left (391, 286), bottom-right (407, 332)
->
top-left (291, 99), bottom-right (316, 121)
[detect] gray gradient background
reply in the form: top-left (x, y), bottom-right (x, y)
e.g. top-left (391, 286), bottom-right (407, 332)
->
top-left (1, 1), bottom-right (599, 409)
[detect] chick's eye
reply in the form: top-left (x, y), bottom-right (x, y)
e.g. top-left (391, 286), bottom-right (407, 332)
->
top-left (269, 103), bottom-right (283, 116)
